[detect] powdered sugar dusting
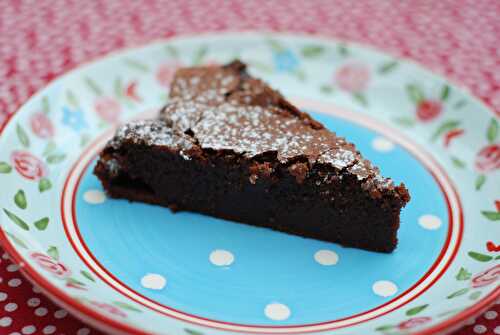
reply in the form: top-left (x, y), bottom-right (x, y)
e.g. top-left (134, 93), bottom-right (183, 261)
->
top-left (109, 120), bottom-right (194, 152)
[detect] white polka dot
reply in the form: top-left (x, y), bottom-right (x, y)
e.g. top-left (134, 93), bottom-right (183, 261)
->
top-left (21, 325), bottom-right (36, 335)
top-left (5, 303), bottom-right (17, 312)
top-left (372, 280), bottom-right (398, 297)
top-left (83, 190), bottom-right (106, 204)
top-left (0, 292), bottom-right (7, 301)
top-left (209, 249), bottom-right (234, 266)
top-left (32, 286), bottom-right (42, 294)
top-left (77, 328), bottom-right (91, 335)
top-left (8, 278), bottom-right (21, 287)
top-left (141, 273), bottom-right (167, 290)
top-left (473, 325), bottom-right (487, 334)
top-left (2, 252), bottom-right (9, 259)
top-left (27, 297), bottom-right (40, 307)
top-left (494, 326), bottom-right (500, 334)
top-left (7, 264), bottom-right (19, 272)
top-left (54, 309), bottom-right (68, 319)
top-left (418, 214), bottom-right (442, 230)
top-left (0, 317), bottom-right (12, 327)
top-left (35, 307), bottom-right (48, 316)
top-left (485, 310), bottom-right (498, 319)
top-left (9, 332), bottom-right (21, 335)
top-left (42, 325), bottom-right (56, 334)
top-left (314, 250), bottom-right (339, 265)
top-left (372, 137), bottom-right (395, 152)
top-left (264, 303), bottom-right (291, 321)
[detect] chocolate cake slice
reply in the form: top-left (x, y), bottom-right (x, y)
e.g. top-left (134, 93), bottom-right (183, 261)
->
top-left (94, 61), bottom-right (410, 252)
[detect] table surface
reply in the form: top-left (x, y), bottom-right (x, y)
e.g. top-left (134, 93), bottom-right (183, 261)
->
top-left (0, 1), bottom-right (499, 334)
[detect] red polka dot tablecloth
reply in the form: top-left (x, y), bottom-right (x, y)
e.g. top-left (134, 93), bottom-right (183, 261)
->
top-left (0, 0), bottom-right (499, 334)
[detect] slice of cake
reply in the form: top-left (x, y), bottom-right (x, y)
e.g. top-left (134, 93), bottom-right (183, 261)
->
top-left (94, 61), bottom-right (410, 252)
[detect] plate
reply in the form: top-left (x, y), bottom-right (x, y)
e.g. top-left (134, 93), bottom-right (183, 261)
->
top-left (0, 32), bottom-right (498, 335)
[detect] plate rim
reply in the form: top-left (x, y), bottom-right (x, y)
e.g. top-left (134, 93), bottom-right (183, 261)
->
top-left (0, 30), bottom-right (498, 335)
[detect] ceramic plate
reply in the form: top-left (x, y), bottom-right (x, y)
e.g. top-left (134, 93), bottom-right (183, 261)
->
top-left (0, 32), bottom-right (498, 335)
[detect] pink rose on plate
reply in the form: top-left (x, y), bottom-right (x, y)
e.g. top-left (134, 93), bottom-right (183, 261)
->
top-left (475, 144), bottom-right (500, 172)
top-left (416, 100), bottom-right (442, 122)
top-left (94, 97), bottom-right (122, 123)
top-left (471, 264), bottom-right (500, 288)
top-left (335, 63), bottom-right (371, 92)
top-left (89, 301), bottom-right (127, 318)
top-left (30, 112), bottom-right (54, 138)
top-left (398, 317), bottom-right (432, 329)
top-left (156, 61), bottom-right (182, 87)
top-left (31, 252), bottom-right (71, 279)
top-left (11, 151), bottom-right (47, 181)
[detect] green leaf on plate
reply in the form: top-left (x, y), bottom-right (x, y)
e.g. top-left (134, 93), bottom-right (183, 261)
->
top-left (66, 90), bottom-right (79, 108)
top-left (454, 100), bottom-right (466, 109)
top-left (114, 77), bottom-right (123, 100)
top-left (469, 291), bottom-right (481, 300)
top-left (375, 325), bottom-right (394, 331)
top-left (16, 124), bottom-right (30, 148)
top-left (406, 84), bottom-right (424, 104)
top-left (84, 77), bottom-right (103, 96)
top-left (475, 174), bottom-right (486, 191)
top-left (447, 288), bottom-right (469, 299)
top-left (487, 118), bottom-right (498, 143)
top-left (468, 251), bottom-right (493, 262)
top-left (113, 301), bottom-right (142, 312)
top-left (451, 156), bottom-right (466, 169)
top-left (42, 141), bottom-right (57, 157)
top-left (496, 255), bottom-right (500, 260)
top-left (293, 69), bottom-right (306, 82)
top-left (406, 304), bottom-right (428, 316)
top-left (80, 270), bottom-right (95, 282)
top-left (320, 84), bottom-right (334, 94)
top-left (34, 217), bottom-right (49, 231)
top-left (440, 84), bottom-right (450, 101)
top-left (248, 61), bottom-right (273, 73)
top-left (393, 116), bottom-right (416, 127)
top-left (352, 92), bottom-right (368, 106)
top-left (301, 45), bottom-right (324, 58)
top-left (337, 43), bottom-right (349, 56)
top-left (184, 329), bottom-right (204, 335)
top-left (42, 96), bottom-right (50, 114)
top-left (481, 211), bottom-right (500, 221)
top-left (124, 59), bottom-right (150, 72)
top-left (3, 209), bottom-right (29, 231)
top-left (456, 267), bottom-right (471, 281)
top-left (431, 120), bottom-right (460, 141)
top-left (47, 246), bottom-right (59, 261)
top-left (38, 178), bottom-right (52, 193)
top-left (14, 190), bottom-right (27, 210)
top-left (0, 162), bottom-right (12, 173)
top-left (46, 153), bottom-right (66, 164)
top-left (67, 277), bottom-right (85, 286)
top-left (192, 46), bottom-right (208, 65)
top-left (165, 45), bottom-right (179, 59)
top-left (437, 308), bottom-right (462, 317)
top-left (378, 61), bottom-right (398, 74)
top-left (5, 231), bottom-right (27, 249)
top-left (267, 39), bottom-right (284, 52)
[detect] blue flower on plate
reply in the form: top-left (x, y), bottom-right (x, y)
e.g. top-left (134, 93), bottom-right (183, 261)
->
top-left (273, 50), bottom-right (299, 72)
top-left (62, 106), bottom-right (88, 132)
